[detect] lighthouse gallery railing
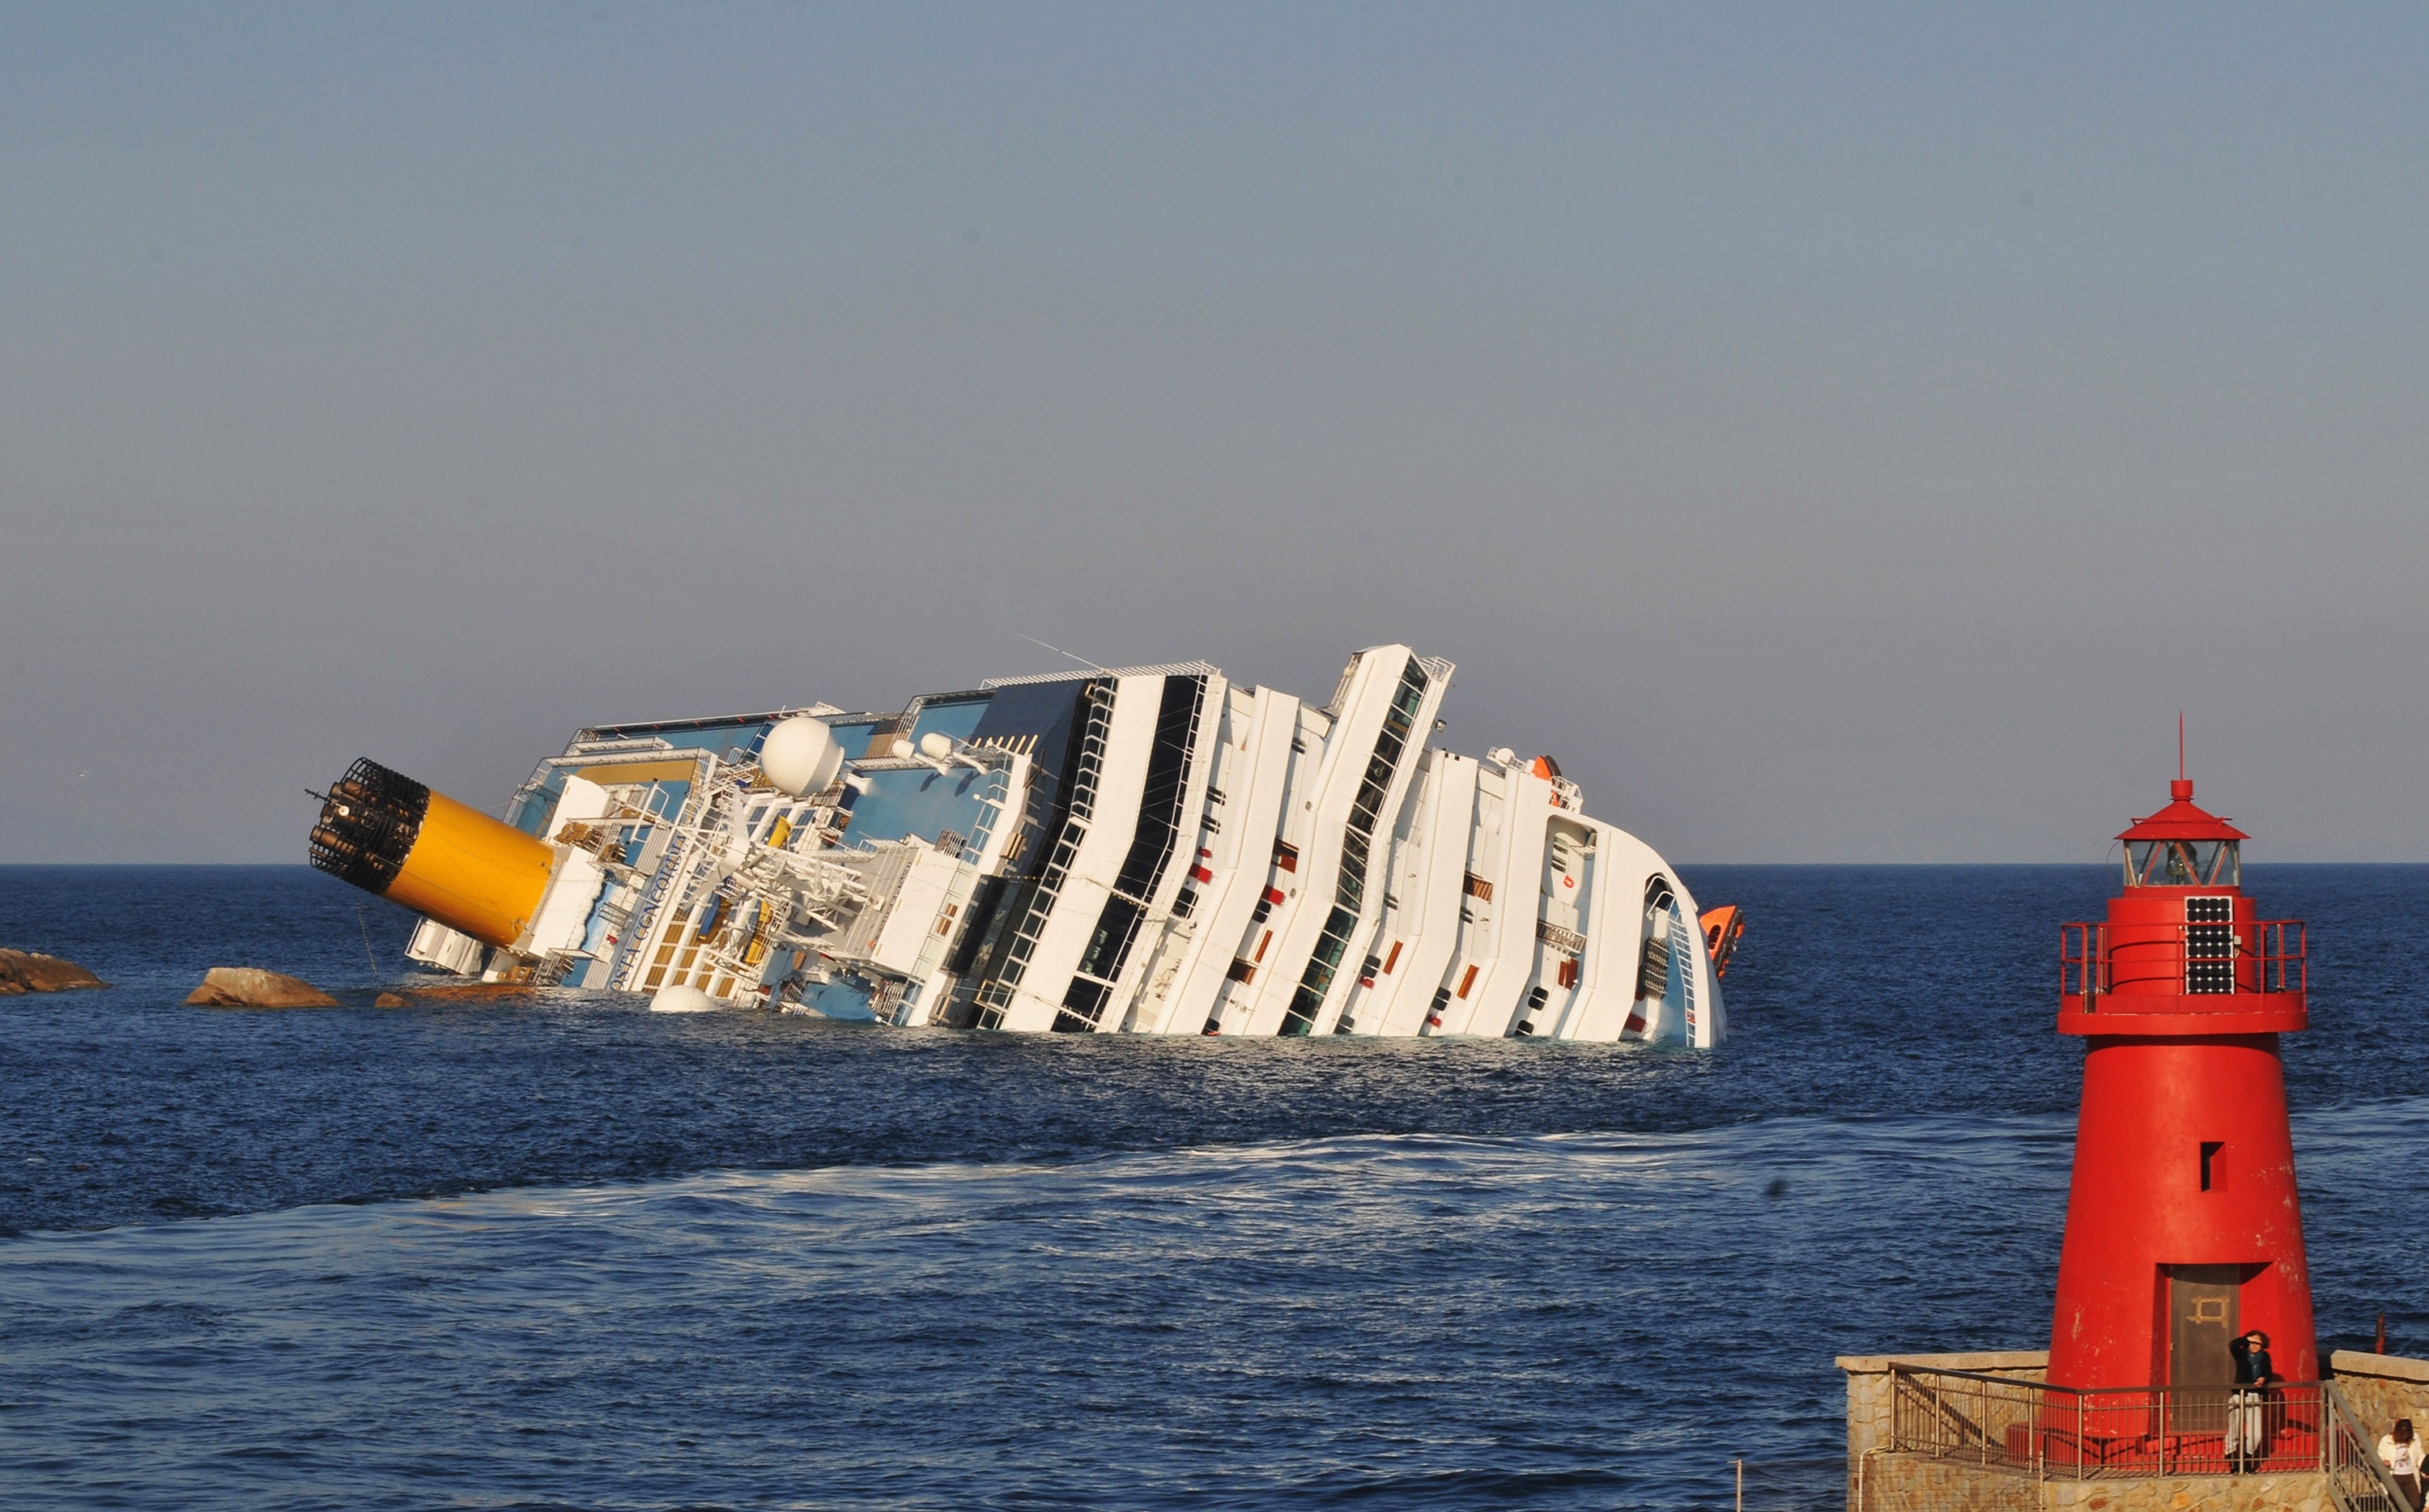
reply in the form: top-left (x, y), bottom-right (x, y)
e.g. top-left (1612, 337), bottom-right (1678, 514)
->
top-left (2061, 920), bottom-right (2308, 1002)
top-left (1886, 1365), bottom-right (2406, 1507)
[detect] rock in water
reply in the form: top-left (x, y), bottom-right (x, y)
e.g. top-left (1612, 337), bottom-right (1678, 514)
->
top-left (0, 949), bottom-right (109, 995)
top-left (374, 992), bottom-right (410, 1008)
top-left (185, 968), bottom-right (339, 1009)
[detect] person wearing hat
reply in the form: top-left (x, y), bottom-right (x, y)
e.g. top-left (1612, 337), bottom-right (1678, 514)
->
top-left (2226, 1330), bottom-right (2275, 1472)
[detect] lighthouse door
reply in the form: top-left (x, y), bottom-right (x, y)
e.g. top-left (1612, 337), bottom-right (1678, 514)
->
top-left (2167, 1265), bottom-right (2242, 1404)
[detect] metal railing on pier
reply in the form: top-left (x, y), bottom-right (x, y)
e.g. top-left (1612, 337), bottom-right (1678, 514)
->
top-left (1886, 1365), bottom-right (2407, 1510)
top-left (1725, 1455), bottom-right (1847, 1511)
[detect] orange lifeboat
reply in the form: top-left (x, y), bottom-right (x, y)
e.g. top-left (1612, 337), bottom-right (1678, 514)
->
top-left (1699, 906), bottom-right (1746, 979)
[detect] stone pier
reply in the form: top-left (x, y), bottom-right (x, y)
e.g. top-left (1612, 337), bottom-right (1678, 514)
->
top-left (1839, 1349), bottom-right (2428, 1511)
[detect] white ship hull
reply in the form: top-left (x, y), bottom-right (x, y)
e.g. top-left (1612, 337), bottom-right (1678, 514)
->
top-left (321, 644), bottom-right (1729, 1045)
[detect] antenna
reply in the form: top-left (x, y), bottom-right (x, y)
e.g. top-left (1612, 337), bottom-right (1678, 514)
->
top-left (2179, 711), bottom-right (2186, 781)
top-left (1019, 633), bottom-right (1109, 673)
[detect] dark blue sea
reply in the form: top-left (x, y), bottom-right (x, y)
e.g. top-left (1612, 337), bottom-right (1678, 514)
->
top-left (5, 864), bottom-right (2427, 1510)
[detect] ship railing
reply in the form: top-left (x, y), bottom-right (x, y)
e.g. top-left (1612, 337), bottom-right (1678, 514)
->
top-left (1887, 1365), bottom-right (2399, 1501)
top-left (2060, 920), bottom-right (2308, 1000)
top-left (602, 758), bottom-right (724, 991)
top-left (607, 745), bottom-right (1015, 1000)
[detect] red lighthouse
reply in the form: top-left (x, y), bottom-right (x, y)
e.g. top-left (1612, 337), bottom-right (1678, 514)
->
top-left (2049, 767), bottom-right (2313, 1394)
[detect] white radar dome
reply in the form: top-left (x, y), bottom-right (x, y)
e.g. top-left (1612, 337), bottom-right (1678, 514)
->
top-left (759, 716), bottom-right (845, 797)
top-left (888, 737), bottom-right (915, 760)
top-left (649, 983), bottom-right (717, 1013)
top-left (918, 731), bottom-right (955, 759)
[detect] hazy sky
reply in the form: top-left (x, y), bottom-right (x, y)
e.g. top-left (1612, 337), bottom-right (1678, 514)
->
top-left (3, 3), bottom-right (2423, 864)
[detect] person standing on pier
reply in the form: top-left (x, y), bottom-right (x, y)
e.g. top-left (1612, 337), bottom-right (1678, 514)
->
top-left (2227, 1330), bottom-right (2275, 1472)
top-left (2380, 1419), bottom-right (2425, 1508)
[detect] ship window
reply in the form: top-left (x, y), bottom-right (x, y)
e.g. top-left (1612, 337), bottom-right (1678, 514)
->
top-left (1075, 898), bottom-right (1143, 981)
top-left (1055, 977), bottom-right (1112, 1033)
top-left (945, 878), bottom-right (1007, 975)
top-left (1108, 679), bottom-right (1210, 917)
top-left (1644, 875), bottom-right (1675, 914)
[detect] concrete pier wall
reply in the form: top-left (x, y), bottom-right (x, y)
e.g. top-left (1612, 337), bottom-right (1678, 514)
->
top-left (2325, 1351), bottom-right (2429, 1444)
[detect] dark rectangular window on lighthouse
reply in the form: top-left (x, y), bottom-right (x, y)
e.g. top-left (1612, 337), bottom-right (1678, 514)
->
top-left (2200, 1140), bottom-right (2224, 1192)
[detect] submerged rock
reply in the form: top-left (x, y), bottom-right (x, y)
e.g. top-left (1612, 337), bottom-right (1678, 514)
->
top-left (374, 992), bottom-right (410, 1008)
top-left (0, 949), bottom-right (109, 995)
top-left (185, 968), bottom-right (338, 1009)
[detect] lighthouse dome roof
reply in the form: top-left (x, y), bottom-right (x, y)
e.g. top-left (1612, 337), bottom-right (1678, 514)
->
top-left (2116, 778), bottom-right (2249, 843)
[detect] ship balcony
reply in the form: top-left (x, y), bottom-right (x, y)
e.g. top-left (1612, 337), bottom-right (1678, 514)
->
top-left (2057, 920), bottom-right (2306, 1035)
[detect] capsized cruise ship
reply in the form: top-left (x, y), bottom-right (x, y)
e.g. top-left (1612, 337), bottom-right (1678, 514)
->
top-left (308, 644), bottom-right (1742, 1043)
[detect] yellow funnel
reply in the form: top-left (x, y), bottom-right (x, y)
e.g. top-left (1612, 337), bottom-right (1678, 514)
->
top-left (310, 759), bottom-right (555, 949)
